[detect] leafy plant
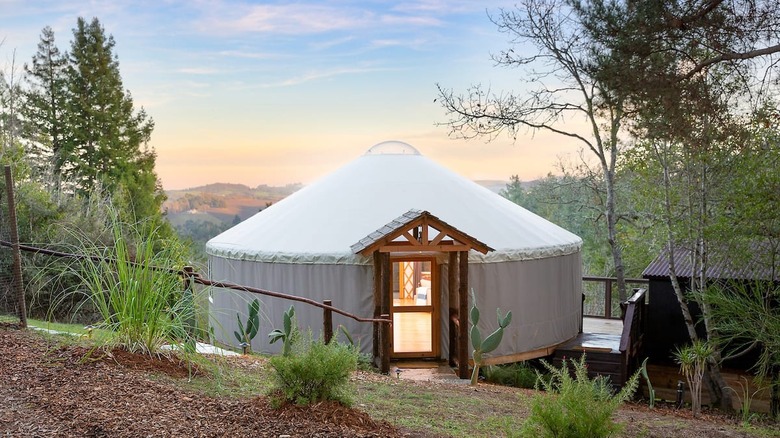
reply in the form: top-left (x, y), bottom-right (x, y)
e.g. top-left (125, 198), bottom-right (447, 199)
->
top-left (58, 210), bottom-right (193, 355)
top-left (674, 340), bottom-right (713, 416)
top-left (233, 298), bottom-right (260, 350)
top-left (337, 324), bottom-right (373, 371)
top-left (522, 355), bottom-right (639, 438)
top-left (639, 357), bottom-right (655, 408)
top-left (268, 332), bottom-right (358, 407)
top-left (484, 362), bottom-right (538, 389)
top-left (268, 305), bottom-right (297, 356)
top-left (726, 376), bottom-right (766, 426)
top-left (469, 289), bottom-right (512, 385)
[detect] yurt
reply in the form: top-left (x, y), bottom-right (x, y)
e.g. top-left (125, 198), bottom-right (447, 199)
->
top-left (206, 141), bottom-right (582, 375)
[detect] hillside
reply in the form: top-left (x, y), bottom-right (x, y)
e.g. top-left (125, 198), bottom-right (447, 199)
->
top-left (164, 182), bottom-right (302, 222)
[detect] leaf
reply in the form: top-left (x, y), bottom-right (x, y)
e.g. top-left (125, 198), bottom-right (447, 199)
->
top-left (470, 305), bottom-right (480, 326)
top-left (268, 329), bottom-right (284, 344)
top-left (470, 325), bottom-right (482, 351)
top-left (234, 331), bottom-right (243, 343)
top-left (499, 310), bottom-right (512, 328)
top-left (249, 299), bottom-right (260, 318)
top-left (481, 329), bottom-right (505, 354)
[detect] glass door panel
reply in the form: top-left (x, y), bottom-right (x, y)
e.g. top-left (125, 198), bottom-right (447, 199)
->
top-left (390, 259), bottom-right (437, 357)
top-left (392, 312), bottom-right (433, 353)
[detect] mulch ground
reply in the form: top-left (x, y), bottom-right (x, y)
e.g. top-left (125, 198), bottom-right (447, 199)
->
top-left (1, 323), bottom-right (777, 437)
top-left (0, 324), bottom-right (404, 437)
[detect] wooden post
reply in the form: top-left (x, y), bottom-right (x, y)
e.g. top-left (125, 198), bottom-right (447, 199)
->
top-left (182, 266), bottom-right (196, 342)
top-left (605, 279), bottom-right (613, 318)
top-left (380, 314), bottom-right (391, 374)
top-left (5, 166), bottom-right (26, 328)
top-left (379, 253), bottom-right (392, 373)
top-left (458, 250), bottom-right (469, 379)
top-left (448, 251), bottom-right (458, 366)
top-left (372, 252), bottom-right (381, 359)
top-left (323, 299), bottom-right (333, 344)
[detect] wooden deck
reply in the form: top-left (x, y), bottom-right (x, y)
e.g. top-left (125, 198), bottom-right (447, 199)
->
top-left (582, 316), bottom-right (623, 335)
top-left (553, 292), bottom-right (646, 388)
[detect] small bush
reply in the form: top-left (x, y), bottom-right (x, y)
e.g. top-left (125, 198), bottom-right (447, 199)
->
top-left (485, 362), bottom-right (538, 389)
top-left (522, 355), bottom-right (639, 438)
top-left (269, 333), bottom-right (358, 407)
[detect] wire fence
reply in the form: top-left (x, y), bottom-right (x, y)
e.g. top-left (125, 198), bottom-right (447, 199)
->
top-left (0, 166), bottom-right (25, 326)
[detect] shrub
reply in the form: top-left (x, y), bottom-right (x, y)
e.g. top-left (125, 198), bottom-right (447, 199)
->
top-left (269, 332), bottom-right (358, 407)
top-left (485, 362), bottom-right (538, 389)
top-left (522, 355), bottom-right (639, 438)
top-left (57, 210), bottom-right (194, 355)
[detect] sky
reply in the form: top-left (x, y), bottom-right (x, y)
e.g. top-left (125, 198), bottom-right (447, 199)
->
top-left (1, 0), bottom-right (584, 190)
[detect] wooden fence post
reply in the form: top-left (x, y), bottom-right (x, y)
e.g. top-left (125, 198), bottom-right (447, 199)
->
top-left (5, 166), bottom-right (26, 328)
top-left (605, 279), bottom-right (613, 318)
top-left (323, 299), bottom-right (333, 344)
top-left (182, 266), bottom-right (196, 346)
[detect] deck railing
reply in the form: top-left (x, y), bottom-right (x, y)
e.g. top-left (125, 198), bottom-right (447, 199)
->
top-left (582, 276), bottom-right (649, 319)
top-left (618, 288), bottom-right (647, 384)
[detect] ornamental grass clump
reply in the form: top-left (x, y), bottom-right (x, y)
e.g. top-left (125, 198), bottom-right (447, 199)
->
top-left (60, 212), bottom-right (194, 356)
top-left (522, 355), bottom-right (639, 438)
top-left (269, 331), bottom-right (358, 408)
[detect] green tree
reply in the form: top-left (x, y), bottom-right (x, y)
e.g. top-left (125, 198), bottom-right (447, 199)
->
top-left (22, 26), bottom-right (68, 191)
top-left (571, 0), bottom-right (780, 410)
top-left (437, 0), bottom-right (632, 300)
top-left (63, 17), bottom-right (162, 221)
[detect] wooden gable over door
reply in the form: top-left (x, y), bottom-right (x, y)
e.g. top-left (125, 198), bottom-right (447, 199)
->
top-left (351, 209), bottom-right (492, 378)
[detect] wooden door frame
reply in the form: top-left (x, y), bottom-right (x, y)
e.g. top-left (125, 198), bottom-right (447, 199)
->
top-left (389, 255), bottom-right (440, 359)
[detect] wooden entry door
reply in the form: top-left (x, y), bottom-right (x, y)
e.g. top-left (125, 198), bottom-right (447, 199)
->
top-left (390, 257), bottom-right (438, 358)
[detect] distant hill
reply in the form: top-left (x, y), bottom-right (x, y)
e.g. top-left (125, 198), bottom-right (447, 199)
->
top-left (164, 182), bottom-right (303, 222)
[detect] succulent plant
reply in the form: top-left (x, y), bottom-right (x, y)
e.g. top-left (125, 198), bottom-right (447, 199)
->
top-left (234, 299), bottom-right (260, 351)
top-left (268, 305), bottom-right (297, 356)
top-left (469, 289), bottom-right (512, 385)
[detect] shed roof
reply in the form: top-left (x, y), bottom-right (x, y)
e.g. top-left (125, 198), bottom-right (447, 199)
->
top-left (642, 242), bottom-right (780, 281)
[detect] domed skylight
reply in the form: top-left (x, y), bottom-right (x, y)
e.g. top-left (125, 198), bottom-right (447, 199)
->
top-left (365, 140), bottom-right (421, 155)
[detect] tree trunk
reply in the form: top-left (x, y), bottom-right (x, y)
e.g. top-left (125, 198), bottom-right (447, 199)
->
top-left (604, 167), bottom-right (627, 302)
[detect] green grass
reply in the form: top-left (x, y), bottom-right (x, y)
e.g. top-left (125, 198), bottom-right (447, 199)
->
top-left (355, 380), bottom-right (528, 436)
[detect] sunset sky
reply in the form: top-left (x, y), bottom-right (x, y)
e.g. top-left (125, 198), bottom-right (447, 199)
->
top-left (2, 0), bottom-right (585, 190)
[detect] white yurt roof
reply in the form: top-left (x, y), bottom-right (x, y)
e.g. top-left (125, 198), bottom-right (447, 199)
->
top-left (206, 141), bottom-right (582, 265)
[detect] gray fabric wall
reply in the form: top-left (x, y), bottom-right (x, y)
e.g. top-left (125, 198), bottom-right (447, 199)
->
top-left (209, 250), bottom-right (582, 360)
top-left (209, 258), bottom-right (374, 355)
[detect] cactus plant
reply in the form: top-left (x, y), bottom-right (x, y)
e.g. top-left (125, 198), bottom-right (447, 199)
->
top-left (268, 305), bottom-right (297, 356)
top-left (470, 290), bottom-right (512, 385)
top-left (234, 299), bottom-right (260, 351)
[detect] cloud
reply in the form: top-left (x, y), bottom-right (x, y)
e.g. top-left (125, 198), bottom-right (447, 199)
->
top-left (195, 1), bottom-right (450, 36)
top-left (199, 3), bottom-right (371, 35)
top-left (218, 50), bottom-right (279, 60)
top-left (178, 67), bottom-right (221, 75)
top-left (258, 66), bottom-right (396, 88)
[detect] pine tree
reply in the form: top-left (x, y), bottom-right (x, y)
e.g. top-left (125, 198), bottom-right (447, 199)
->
top-left (64, 17), bottom-right (163, 220)
top-left (23, 26), bottom-right (69, 190)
